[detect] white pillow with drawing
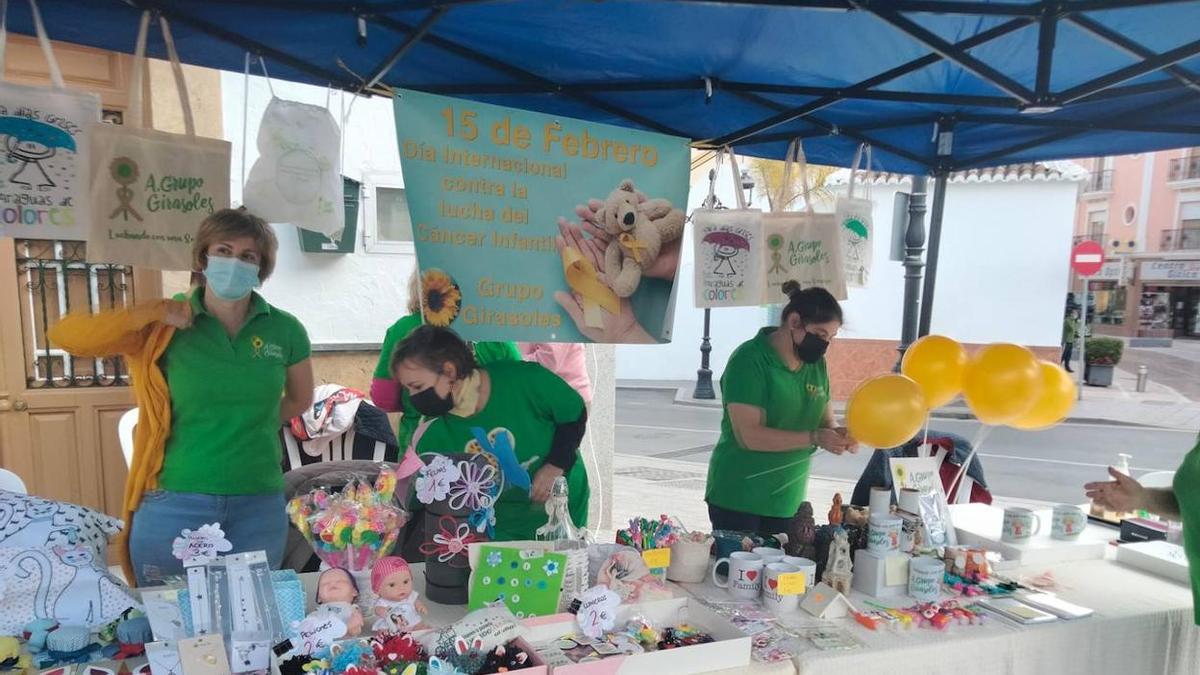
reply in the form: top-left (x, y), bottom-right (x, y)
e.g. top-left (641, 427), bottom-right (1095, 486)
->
top-left (0, 491), bottom-right (123, 563)
top-left (0, 545), bottom-right (139, 634)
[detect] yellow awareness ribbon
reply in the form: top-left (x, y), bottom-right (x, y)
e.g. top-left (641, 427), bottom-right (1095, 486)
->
top-left (618, 233), bottom-right (648, 265)
top-left (562, 245), bottom-right (618, 328)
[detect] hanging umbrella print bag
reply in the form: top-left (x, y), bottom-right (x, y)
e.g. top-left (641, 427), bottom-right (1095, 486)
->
top-left (0, 0), bottom-right (100, 240)
top-left (692, 147), bottom-right (763, 309)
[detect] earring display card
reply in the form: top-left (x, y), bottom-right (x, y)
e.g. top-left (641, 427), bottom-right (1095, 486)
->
top-left (185, 564), bottom-right (212, 635)
top-left (146, 641), bottom-right (184, 675)
top-left (228, 630), bottom-right (272, 673)
top-left (143, 589), bottom-right (189, 641)
top-left (178, 635), bottom-right (232, 675)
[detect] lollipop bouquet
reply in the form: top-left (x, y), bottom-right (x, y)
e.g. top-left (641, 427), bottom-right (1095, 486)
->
top-left (287, 464), bottom-right (410, 573)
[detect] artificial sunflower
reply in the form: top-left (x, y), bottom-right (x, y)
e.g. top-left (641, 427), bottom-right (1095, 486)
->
top-left (421, 268), bottom-right (462, 326)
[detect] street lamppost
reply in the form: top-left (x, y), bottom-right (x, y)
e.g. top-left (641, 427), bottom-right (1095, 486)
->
top-left (694, 167), bottom-right (755, 399)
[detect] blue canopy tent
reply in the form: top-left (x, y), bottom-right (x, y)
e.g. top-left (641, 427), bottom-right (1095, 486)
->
top-left (8, 0), bottom-right (1200, 353)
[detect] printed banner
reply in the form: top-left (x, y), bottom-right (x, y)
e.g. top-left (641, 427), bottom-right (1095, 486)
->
top-left (693, 208), bottom-right (764, 308)
top-left (0, 81), bottom-right (100, 241)
top-left (394, 89), bottom-right (689, 343)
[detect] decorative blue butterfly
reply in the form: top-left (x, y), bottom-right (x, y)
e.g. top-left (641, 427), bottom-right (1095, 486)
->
top-left (470, 427), bottom-right (530, 494)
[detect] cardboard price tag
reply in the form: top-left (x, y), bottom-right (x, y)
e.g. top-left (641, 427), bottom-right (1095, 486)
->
top-left (641, 548), bottom-right (671, 569)
top-left (777, 572), bottom-right (807, 596)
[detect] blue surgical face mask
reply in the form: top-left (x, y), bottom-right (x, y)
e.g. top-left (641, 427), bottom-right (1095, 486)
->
top-left (204, 256), bottom-right (260, 301)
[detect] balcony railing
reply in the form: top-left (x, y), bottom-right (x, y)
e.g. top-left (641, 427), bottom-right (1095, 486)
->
top-left (1084, 169), bottom-right (1113, 193)
top-left (1074, 234), bottom-right (1105, 246)
top-left (1169, 156), bottom-right (1200, 182)
top-left (1160, 228), bottom-right (1200, 251)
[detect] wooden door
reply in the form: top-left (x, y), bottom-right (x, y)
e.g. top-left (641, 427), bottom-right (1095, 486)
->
top-left (0, 37), bottom-right (158, 517)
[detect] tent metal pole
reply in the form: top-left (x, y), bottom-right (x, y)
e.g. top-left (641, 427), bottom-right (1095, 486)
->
top-left (896, 175), bottom-right (928, 370)
top-left (918, 171), bottom-right (949, 337)
top-left (1058, 37), bottom-right (1200, 104)
top-left (364, 7), bottom-right (448, 89)
top-left (951, 113), bottom-right (1200, 135)
top-left (1034, 2), bottom-right (1058, 101)
top-left (1067, 13), bottom-right (1200, 93)
top-left (705, 17), bottom-right (1032, 147)
top-left (863, 6), bottom-right (1035, 103)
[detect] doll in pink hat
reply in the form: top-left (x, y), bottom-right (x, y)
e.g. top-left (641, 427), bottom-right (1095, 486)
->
top-left (371, 556), bottom-right (427, 632)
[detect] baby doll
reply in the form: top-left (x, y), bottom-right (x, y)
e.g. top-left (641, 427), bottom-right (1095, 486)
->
top-left (371, 556), bottom-right (428, 632)
top-left (315, 567), bottom-right (365, 637)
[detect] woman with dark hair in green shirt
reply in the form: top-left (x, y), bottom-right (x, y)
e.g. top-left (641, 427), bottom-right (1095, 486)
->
top-left (391, 326), bottom-right (589, 541)
top-left (705, 282), bottom-right (858, 533)
top-left (370, 270), bottom-right (520, 450)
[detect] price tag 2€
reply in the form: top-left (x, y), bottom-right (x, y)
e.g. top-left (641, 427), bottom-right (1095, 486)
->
top-left (777, 572), bottom-right (807, 596)
top-left (641, 548), bottom-right (671, 570)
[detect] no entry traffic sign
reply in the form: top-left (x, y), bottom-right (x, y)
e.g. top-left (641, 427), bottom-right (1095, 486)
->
top-left (1071, 240), bottom-right (1104, 277)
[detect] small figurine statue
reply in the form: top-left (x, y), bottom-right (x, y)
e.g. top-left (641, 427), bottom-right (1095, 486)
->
top-left (786, 502), bottom-right (818, 560)
top-left (843, 505), bottom-right (869, 528)
top-left (821, 528), bottom-right (854, 596)
top-left (828, 493), bottom-right (844, 527)
top-left (371, 556), bottom-right (428, 632)
top-left (315, 567), bottom-right (365, 637)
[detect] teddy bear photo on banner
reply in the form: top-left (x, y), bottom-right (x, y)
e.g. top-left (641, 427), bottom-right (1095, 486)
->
top-left (86, 10), bottom-right (231, 271)
top-left (692, 146), bottom-right (764, 309)
top-left (0, 0), bottom-right (101, 241)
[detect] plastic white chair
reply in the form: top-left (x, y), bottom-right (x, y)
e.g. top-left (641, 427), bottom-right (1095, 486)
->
top-left (1138, 471), bottom-right (1176, 489)
top-left (0, 468), bottom-right (27, 494)
top-left (118, 408), bottom-right (139, 469)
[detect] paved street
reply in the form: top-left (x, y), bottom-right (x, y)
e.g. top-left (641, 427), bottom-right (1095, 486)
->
top-left (1123, 341), bottom-right (1200, 401)
top-left (615, 388), bottom-right (1195, 505)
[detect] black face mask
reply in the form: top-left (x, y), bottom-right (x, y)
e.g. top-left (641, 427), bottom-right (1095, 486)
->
top-left (792, 329), bottom-right (830, 364)
top-left (410, 377), bottom-right (454, 417)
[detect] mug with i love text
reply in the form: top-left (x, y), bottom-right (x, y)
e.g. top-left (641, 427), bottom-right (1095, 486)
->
top-left (712, 551), bottom-right (763, 600)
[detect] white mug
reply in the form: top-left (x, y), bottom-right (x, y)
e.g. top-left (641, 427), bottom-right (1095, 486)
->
top-left (867, 515), bottom-right (902, 554)
top-left (908, 556), bottom-right (944, 602)
top-left (1052, 504), bottom-right (1087, 540)
top-left (1002, 507), bottom-right (1041, 543)
top-left (761, 563), bottom-right (801, 614)
top-left (712, 551), bottom-right (764, 600)
top-left (752, 547), bottom-right (785, 563)
top-left (780, 556), bottom-right (817, 594)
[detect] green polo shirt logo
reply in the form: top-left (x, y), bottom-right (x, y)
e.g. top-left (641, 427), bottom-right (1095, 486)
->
top-left (251, 335), bottom-right (285, 361)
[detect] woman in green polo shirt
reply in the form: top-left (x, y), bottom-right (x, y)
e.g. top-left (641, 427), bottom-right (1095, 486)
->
top-left (136, 210), bottom-right (313, 583)
top-left (370, 270), bottom-right (521, 450)
top-left (705, 282), bottom-right (857, 533)
top-left (391, 326), bottom-right (589, 541)
top-left (1085, 444), bottom-right (1200, 624)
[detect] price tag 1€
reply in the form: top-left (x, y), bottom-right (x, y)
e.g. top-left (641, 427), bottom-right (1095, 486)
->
top-left (641, 548), bottom-right (671, 570)
top-left (776, 572), bottom-right (807, 596)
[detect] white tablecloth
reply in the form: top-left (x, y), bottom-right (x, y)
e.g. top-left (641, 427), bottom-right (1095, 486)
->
top-left (677, 558), bottom-right (1198, 675)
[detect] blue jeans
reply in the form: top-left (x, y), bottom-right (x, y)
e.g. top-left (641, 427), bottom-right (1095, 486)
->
top-left (130, 490), bottom-right (287, 586)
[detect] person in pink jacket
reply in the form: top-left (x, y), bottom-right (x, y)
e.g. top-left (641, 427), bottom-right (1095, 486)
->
top-left (518, 343), bottom-right (593, 405)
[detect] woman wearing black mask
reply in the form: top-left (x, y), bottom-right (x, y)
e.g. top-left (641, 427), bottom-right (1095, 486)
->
top-left (704, 282), bottom-right (857, 532)
top-left (391, 326), bottom-right (589, 541)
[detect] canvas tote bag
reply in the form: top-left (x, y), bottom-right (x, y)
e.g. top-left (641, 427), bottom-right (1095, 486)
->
top-left (242, 66), bottom-right (343, 237)
top-left (87, 11), bottom-right (230, 270)
top-left (836, 143), bottom-right (874, 288)
top-left (0, 0), bottom-right (100, 240)
top-left (692, 146), bottom-right (764, 308)
top-left (762, 139), bottom-right (847, 302)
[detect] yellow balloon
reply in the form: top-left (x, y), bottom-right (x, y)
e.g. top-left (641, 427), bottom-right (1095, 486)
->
top-left (1009, 362), bottom-right (1077, 430)
top-left (846, 374), bottom-right (928, 449)
top-left (901, 335), bottom-right (968, 409)
top-left (962, 343), bottom-right (1043, 425)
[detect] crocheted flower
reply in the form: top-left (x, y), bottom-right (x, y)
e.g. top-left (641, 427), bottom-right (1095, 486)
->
top-left (486, 550), bottom-right (503, 568)
top-left (447, 460), bottom-right (498, 513)
top-left (543, 560), bottom-right (560, 576)
top-left (419, 516), bottom-right (478, 566)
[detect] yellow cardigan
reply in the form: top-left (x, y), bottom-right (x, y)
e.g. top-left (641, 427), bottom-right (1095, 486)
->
top-left (47, 300), bottom-right (178, 586)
